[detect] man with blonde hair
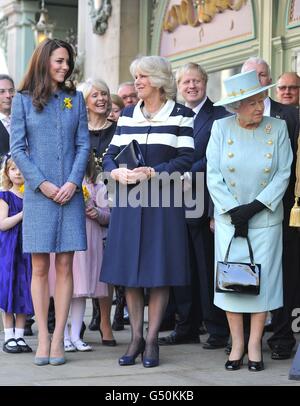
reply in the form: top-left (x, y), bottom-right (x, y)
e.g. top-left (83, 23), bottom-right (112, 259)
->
top-left (159, 62), bottom-right (230, 349)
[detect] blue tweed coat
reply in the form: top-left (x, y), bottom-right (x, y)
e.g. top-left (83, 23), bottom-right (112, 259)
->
top-left (10, 90), bottom-right (90, 253)
top-left (100, 100), bottom-right (195, 287)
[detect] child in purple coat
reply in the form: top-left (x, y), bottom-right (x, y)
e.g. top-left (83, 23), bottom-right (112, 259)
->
top-left (0, 155), bottom-right (34, 353)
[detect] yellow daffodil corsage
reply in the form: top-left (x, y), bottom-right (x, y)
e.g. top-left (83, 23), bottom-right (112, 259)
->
top-left (63, 97), bottom-right (73, 110)
top-left (19, 184), bottom-right (25, 194)
top-left (82, 185), bottom-right (90, 203)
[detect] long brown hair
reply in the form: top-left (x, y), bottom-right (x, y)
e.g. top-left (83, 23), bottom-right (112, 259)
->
top-left (85, 151), bottom-right (99, 184)
top-left (18, 38), bottom-right (76, 111)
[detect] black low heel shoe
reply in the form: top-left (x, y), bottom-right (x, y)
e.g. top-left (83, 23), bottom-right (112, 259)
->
top-left (225, 356), bottom-right (244, 371)
top-left (248, 359), bottom-right (264, 372)
top-left (143, 344), bottom-right (159, 368)
top-left (118, 339), bottom-right (145, 366)
top-left (99, 328), bottom-right (117, 347)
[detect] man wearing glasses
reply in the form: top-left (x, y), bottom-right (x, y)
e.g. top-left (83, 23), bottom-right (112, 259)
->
top-left (276, 72), bottom-right (300, 107)
top-left (117, 82), bottom-right (138, 107)
top-left (0, 74), bottom-right (15, 166)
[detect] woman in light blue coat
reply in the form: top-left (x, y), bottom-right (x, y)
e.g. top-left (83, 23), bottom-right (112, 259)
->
top-left (206, 70), bottom-right (292, 372)
top-left (10, 39), bottom-right (90, 366)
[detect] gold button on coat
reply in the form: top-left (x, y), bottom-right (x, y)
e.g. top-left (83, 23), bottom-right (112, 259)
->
top-left (230, 181), bottom-right (236, 187)
top-left (228, 167), bottom-right (235, 172)
top-left (267, 140), bottom-right (273, 145)
top-left (261, 181), bottom-right (267, 187)
top-left (227, 139), bottom-right (234, 145)
top-left (228, 152), bottom-right (234, 158)
top-left (265, 153), bottom-right (272, 159)
top-left (264, 168), bottom-right (271, 173)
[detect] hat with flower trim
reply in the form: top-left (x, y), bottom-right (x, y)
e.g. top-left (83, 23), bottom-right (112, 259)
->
top-left (214, 70), bottom-right (275, 106)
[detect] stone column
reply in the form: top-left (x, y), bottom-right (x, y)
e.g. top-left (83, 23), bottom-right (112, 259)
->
top-left (2, 0), bottom-right (37, 85)
top-left (119, 0), bottom-right (140, 84)
top-left (258, 0), bottom-right (273, 66)
top-left (78, 0), bottom-right (140, 93)
top-left (78, 0), bottom-right (120, 91)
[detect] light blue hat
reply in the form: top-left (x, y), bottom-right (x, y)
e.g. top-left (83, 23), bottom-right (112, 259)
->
top-left (214, 70), bottom-right (275, 106)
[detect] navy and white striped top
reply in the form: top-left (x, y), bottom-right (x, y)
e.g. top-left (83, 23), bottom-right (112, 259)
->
top-left (103, 99), bottom-right (195, 174)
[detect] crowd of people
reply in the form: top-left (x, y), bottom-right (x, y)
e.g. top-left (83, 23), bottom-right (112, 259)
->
top-left (0, 38), bottom-right (299, 374)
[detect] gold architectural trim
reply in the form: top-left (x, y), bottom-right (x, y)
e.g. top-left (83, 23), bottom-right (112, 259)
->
top-left (163, 0), bottom-right (247, 33)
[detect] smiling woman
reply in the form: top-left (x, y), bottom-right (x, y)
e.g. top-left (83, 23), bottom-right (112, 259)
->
top-left (78, 78), bottom-right (115, 163)
top-left (10, 38), bottom-right (90, 367)
top-left (49, 47), bottom-right (70, 88)
top-left (207, 70), bottom-right (293, 372)
top-left (100, 55), bottom-right (195, 369)
top-left (77, 78), bottom-right (116, 344)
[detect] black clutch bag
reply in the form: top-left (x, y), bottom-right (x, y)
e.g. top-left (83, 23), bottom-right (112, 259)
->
top-left (216, 236), bottom-right (261, 295)
top-left (114, 139), bottom-right (145, 170)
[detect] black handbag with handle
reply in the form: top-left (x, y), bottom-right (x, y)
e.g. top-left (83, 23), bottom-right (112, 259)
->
top-left (114, 139), bottom-right (145, 170)
top-left (216, 236), bottom-right (261, 295)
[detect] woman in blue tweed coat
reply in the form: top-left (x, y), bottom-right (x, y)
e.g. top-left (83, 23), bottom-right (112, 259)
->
top-left (10, 39), bottom-right (90, 366)
top-left (101, 56), bottom-right (195, 367)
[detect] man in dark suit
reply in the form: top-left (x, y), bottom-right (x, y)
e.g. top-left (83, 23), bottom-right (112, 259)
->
top-left (0, 121), bottom-right (9, 163)
top-left (158, 63), bottom-right (229, 348)
top-left (276, 72), bottom-right (300, 107)
top-left (0, 74), bottom-right (14, 166)
top-left (242, 58), bottom-right (300, 360)
top-left (0, 74), bottom-right (39, 336)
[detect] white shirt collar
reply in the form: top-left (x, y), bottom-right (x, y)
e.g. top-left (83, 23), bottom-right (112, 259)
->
top-left (264, 97), bottom-right (271, 117)
top-left (0, 112), bottom-right (9, 121)
top-left (188, 96), bottom-right (207, 118)
top-left (133, 99), bottom-right (175, 123)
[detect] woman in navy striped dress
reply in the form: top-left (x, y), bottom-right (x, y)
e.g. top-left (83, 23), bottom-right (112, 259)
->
top-left (101, 56), bottom-right (195, 367)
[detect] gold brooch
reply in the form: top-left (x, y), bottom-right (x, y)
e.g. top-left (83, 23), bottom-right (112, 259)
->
top-left (265, 124), bottom-right (272, 134)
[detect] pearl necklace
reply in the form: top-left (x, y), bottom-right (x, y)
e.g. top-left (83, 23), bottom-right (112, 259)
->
top-left (88, 119), bottom-right (110, 131)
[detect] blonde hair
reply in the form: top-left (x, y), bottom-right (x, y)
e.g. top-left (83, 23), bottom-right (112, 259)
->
top-left (1, 155), bottom-right (14, 190)
top-left (77, 78), bottom-right (112, 115)
top-left (176, 62), bottom-right (208, 85)
top-left (130, 56), bottom-right (177, 100)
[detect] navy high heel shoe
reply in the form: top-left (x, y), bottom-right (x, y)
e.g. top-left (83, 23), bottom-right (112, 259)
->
top-left (248, 353), bottom-right (264, 372)
top-left (100, 328), bottom-right (117, 347)
top-left (118, 338), bottom-right (145, 366)
top-left (143, 343), bottom-right (159, 368)
top-left (248, 344), bottom-right (264, 371)
top-left (225, 355), bottom-right (244, 371)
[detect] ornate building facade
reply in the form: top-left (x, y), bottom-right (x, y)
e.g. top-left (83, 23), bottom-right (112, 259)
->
top-left (0, 0), bottom-right (299, 98)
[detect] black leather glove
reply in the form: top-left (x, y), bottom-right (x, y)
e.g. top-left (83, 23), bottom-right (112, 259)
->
top-left (234, 222), bottom-right (248, 238)
top-left (229, 200), bottom-right (265, 226)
